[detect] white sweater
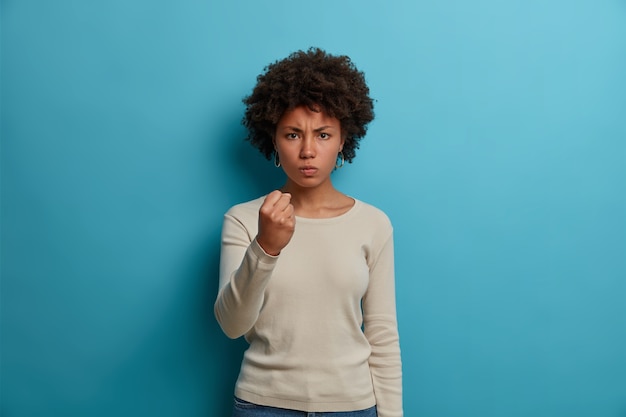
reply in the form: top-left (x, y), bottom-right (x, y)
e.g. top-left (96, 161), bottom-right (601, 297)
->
top-left (215, 196), bottom-right (402, 417)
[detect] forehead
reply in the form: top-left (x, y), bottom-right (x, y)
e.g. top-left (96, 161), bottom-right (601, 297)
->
top-left (277, 105), bottom-right (340, 127)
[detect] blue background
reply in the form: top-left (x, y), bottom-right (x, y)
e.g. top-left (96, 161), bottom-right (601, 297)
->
top-left (2, 1), bottom-right (625, 416)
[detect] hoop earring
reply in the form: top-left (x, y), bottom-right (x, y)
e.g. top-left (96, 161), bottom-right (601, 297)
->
top-left (335, 151), bottom-right (345, 169)
top-left (274, 152), bottom-right (281, 168)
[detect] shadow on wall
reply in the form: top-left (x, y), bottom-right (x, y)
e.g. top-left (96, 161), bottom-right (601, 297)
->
top-left (204, 112), bottom-right (284, 415)
top-left (81, 237), bottom-right (245, 416)
top-left (234, 138), bottom-right (286, 196)
top-left (205, 247), bottom-right (248, 417)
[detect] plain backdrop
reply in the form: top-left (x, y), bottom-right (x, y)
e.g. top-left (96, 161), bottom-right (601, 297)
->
top-left (2, 1), bottom-right (625, 416)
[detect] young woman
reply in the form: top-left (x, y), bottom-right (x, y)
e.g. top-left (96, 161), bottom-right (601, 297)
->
top-left (215, 48), bottom-right (403, 417)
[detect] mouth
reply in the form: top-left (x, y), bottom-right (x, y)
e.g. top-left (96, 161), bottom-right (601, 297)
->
top-left (299, 166), bottom-right (318, 176)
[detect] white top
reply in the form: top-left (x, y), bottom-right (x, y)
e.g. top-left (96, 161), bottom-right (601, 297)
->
top-left (215, 196), bottom-right (403, 417)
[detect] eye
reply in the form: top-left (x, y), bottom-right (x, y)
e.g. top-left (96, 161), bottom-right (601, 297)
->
top-left (286, 133), bottom-right (299, 140)
top-left (319, 132), bottom-right (330, 139)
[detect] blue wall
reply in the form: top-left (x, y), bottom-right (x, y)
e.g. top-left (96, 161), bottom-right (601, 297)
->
top-left (2, 1), bottom-right (625, 416)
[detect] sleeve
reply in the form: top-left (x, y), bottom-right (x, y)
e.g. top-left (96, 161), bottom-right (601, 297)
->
top-left (362, 230), bottom-right (403, 417)
top-left (214, 212), bottom-right (278, 339)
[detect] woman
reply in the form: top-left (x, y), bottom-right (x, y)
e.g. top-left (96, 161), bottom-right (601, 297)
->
top-left (215, 48), bottom-right (403, 417)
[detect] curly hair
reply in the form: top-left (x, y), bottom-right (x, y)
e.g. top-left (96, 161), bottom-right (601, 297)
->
top-left (242, 48), bottom-right (374, 163)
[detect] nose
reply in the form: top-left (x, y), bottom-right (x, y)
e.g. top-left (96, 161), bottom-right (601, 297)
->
top-left (300, 136), bottom-right (315, 158)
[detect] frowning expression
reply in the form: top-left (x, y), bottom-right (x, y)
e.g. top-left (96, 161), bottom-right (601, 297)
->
top-left (274, 105), bottom-right (344, 190)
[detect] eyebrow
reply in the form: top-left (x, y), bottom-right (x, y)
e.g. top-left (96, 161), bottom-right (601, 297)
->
top-left (282, 125), bottom-right (336, 133)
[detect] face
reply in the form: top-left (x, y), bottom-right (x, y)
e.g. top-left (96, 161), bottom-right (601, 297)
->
top-left (274, 105), bottom-right (344, 191)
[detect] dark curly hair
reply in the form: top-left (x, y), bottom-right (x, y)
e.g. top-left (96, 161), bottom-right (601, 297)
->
top-left (242, 48), bottom-right (374, 163)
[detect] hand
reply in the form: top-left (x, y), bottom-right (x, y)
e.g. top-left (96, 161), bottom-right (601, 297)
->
top-left (256, 190), bottom-right (295, 256)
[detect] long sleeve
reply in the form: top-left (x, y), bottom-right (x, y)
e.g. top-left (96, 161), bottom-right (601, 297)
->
top-left (215, 198), bottom-right (402, 415)
top-left (214, 211), bottom-right (278, 339)
top-left (363, 232), bottom-right (403, 417)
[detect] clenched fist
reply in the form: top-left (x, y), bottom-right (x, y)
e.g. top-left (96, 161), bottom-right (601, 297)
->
top-left (256, 190), bottom-right (295, 256)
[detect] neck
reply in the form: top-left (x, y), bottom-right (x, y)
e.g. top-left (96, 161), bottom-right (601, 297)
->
top-left (281, 181), bottom-right (340, 211)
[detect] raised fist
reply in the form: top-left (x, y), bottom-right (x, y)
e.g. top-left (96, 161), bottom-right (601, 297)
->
top-left (256, 190), bottom-right (295, 256)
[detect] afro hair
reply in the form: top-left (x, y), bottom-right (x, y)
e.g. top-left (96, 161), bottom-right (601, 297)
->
top-left (242, 47), bottom-right (375, 163)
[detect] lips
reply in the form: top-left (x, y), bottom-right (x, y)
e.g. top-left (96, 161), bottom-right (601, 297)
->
top-left (300, 166), bottom-right (318, 176)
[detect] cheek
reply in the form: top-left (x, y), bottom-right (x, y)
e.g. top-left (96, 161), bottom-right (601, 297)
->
top-left (324, 149), bottom-right (341, 166)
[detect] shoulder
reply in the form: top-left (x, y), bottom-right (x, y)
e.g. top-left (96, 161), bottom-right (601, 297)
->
top-left (354, 199), bottom-right (392, 224)
top-left (225, 196), bottom-right (265, 217)
top-left (351, 199), bottom-right (393, 233)
top-left (221, 196), bottom-right (266, 238)
top-left (223, 196), bottom-right (265, 228)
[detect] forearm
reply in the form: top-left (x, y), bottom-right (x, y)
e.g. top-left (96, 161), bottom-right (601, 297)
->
top-left (364, 232), bottom-right (403, 416)
top-left (216, 209), bottom-right (278, 338)
top-left (367, 315), bottom-right (403, 417)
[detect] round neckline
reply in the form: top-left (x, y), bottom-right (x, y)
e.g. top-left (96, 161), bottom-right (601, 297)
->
top-left (294, 198), bottom-right (361, 224)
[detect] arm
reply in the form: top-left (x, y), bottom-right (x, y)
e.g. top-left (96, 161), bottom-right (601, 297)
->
top-left (214, 192), bottom-right (295, 339)
top-left (214, 213), bottom-right (277, 339)
top-left (363, 232), bottom-right (403, 417)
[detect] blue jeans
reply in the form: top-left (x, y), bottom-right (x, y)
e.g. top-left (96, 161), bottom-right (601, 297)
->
top-left (231, 397), bottom-right (378, 417)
